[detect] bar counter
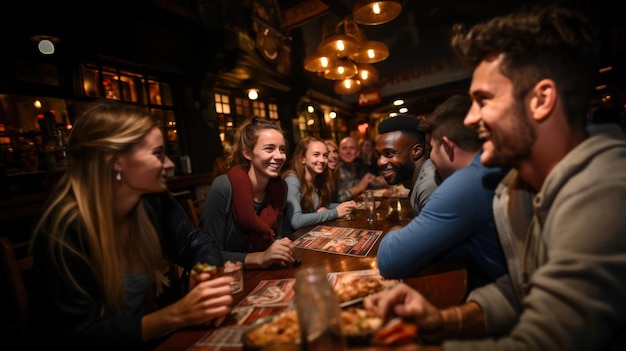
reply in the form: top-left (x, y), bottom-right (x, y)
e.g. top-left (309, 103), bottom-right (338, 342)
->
top-left (155, 196), bottom-right (467, 351)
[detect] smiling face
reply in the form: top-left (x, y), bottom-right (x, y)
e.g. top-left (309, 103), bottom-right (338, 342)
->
top-left (339, 137), bottom-right (359, 164)
top-left (245, 128), bottom-right (287, 179)
top-left (464, 57), bottom-right (536, 169)
top-left (301, 140), bottom-right (328, 178)
top-left (116, 126), bottom-right (174, 194)
top-left (325, 142), bottom-right (339, 170)
top-left (375, 131), bottom-right (418, 185)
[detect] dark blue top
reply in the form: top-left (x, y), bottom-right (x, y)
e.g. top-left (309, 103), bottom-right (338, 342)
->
top-left (376, 152), bottom-right (508, 290)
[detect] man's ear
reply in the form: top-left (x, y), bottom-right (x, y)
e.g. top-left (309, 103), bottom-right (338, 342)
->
top-left (530, 79), bottom-right (557, 122)
top-left (410, 143), bottom-right (424, 161)
top-left (442, 136), bottom-right (455, 162)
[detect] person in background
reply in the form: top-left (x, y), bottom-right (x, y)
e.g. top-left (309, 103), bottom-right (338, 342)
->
top-left (335, 136), bottom-right (377, 202)
top-left (375, 114), bottom-right (441, 217)
top-left (358, 137), bottom-right (380, 176)
top-left (366, 6), bottom-right (626, 350)
top-left (210, 151), bottom-right (230, 182)
top-left (200, 117), bottom-right (295, 269)
top-left (282, 137), bottom-right (357, 235)
top-left (324, 139), bottom-right (340, 174)
top-left (28, 103), bottom-right (233, 350)
top-left (376, 95), bottom-right (508, 291)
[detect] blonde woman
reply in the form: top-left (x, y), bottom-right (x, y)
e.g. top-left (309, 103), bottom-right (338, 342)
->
top-left (29, 103), bottom-right (233, 350)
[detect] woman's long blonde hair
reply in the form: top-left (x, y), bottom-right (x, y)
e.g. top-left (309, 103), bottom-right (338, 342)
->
top-left (31, 103), bottom-right (167, 316)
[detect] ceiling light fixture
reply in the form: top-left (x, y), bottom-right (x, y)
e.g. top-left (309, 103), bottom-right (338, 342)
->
top-left (31, 35), bottom-right (60, 55)
top-left (353, 0), bottom-right (403, 26)
top-left (247, 88), bottom-right (259, 100)
top-left (334, 78), bottom-right (362, 95)
top-left (304, 15), bottom-right (391, 95)
top-left (324, 59), bottom-right (358, 80)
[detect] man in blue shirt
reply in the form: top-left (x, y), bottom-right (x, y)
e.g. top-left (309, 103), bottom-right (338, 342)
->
top-left (376, 95), bottom-right (507, 291)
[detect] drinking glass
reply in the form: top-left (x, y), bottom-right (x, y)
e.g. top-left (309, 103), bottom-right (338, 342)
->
top-left (364, 190), bottom-right (376, 223)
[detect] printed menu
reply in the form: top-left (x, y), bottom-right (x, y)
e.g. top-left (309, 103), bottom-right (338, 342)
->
top-left (291, 225), bottom-right (383, 257)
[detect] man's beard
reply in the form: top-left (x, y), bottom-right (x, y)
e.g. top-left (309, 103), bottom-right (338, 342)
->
top-left (484, 106), bottom-right (535, 169)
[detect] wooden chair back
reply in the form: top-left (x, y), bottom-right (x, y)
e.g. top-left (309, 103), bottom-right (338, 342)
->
top-left (184, 198), bottom-right (204, 228)
top-left (0, 236), bottom-right (32, 335)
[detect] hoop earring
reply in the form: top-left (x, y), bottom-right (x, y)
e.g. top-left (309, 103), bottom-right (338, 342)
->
top-left (116, 171), bottom-right (121, 182)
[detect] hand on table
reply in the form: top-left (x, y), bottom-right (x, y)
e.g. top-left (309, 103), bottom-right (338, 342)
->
top-left (364, 283), bottom-right (444, 338)
top-left (246, 237), bottom-right (295, 269)
top-left (336, 200), bottom-right (357, 218)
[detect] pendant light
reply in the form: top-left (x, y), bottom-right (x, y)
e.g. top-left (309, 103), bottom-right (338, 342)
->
top-left (324, 59), bottom-right (358, 80)
top-left (353, 0), bottom-right (402, 26)
top-left (334, 78), bottom-right (362, 95)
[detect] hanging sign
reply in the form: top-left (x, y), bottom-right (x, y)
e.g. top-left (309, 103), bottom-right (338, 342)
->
top-left (358, 89), bottom-right (381, 106)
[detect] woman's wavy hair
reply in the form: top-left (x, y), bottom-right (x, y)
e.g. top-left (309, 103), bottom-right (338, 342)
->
top-left (284, 137), bottom-right (333, 212)
top-left (228, 116), bottom-right (285, 169)
top-left (31, 103), bottom-right (167, 316)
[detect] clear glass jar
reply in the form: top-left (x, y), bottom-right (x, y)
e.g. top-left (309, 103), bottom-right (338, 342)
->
top-left (294, 266), bottom-right (346, 351)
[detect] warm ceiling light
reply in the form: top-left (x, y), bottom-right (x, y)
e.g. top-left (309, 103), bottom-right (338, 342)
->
top-left (334, 78), bottom-right (362, 95)
top-left (329, 111), bottom-right (337, 119)
top-left (304, 51), bottom-right (336, 72)
top-left (307, 105), bottom-right (315, 113)
top-left (353, 0), bottom-right (402, 25)
top-left (356, 64), bottom-right (379, 85)
top-left (348, 40), bottom-right (389, 63)
top-left (324, 59), bottom-right (357, 80)
top-left (393, 99), bottom-right (404, 106)
top-left (399, 107), bottom-right (408, 114)
top-left (247, 89), bottom-right (259, 100)
top-left (317, 34), bottom-right (360, 58)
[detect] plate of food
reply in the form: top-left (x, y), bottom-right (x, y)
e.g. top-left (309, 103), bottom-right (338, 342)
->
top-left (331, 270), bottom-right (399, 305)
top-left (241, 306), bottom-right (387, 350)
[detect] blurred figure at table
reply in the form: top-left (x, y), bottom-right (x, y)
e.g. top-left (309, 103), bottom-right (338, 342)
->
top-left (335, 136), bottom-right (378, 202)
top-left (200, 116), bottom-right (295, 269)
top-left (324, 139), bottom-right (341, 201)
top-left (324, 139), bottom-right (340, 172)
top-left (376, 95), bottom-right (508, 291)
top-left (28, 103), bottom-right (234, 350)
top-left (282, 137), bottom-right (357, 235)
top-left (375, 114), bottom-right (441, 217)
top-left (358, 137), bottom-right (380, 176)
top-left (366, 6), bottom-right (626, 350)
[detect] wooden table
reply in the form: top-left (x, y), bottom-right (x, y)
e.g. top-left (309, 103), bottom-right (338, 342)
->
top-left (155, 197), bottom-right (467, 351)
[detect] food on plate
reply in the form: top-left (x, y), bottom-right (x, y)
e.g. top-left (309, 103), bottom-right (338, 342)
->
top-left (243, 310), bottom-right (300, 347)
top-left (341, 306), bottom-right (383, 335)
top-left (242, 307), bottom-right (384, 347)
top-left (372, 318), bottom-right (418, 346)
top-left (334, 276), bottom-right (387, 303)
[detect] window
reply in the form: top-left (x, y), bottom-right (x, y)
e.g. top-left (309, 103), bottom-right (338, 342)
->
top-left (80, 63), bottom-right (179, 159)
top-left (252, 101), bottom-right (266, 118)
top-left (214, 93), bottom-right (231, 114)
top-left (235, 97), bottom-right (252, 117)
top-left (268, 103), bottom-right (278, 120)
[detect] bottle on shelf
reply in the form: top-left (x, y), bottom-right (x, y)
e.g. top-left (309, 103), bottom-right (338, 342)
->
top-left (38, 111), bottom-right (59, 172)
top-left (54, 127), bottom-right (69, 170)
